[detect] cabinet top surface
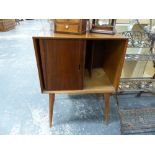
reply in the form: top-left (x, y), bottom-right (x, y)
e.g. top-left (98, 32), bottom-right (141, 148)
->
top-left (33, 31), bottom-right (127, 40)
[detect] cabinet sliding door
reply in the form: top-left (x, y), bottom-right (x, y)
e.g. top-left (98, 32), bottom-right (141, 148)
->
top-left (39, 39), bottom-right (85, 91)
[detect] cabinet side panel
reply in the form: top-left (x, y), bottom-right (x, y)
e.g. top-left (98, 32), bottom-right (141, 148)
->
top-left (39, 39), bottom-right (48, 89)
top-left (103, 39), bottom-right (128, 90)
top-left (33, 38), bottom-right (45, 92)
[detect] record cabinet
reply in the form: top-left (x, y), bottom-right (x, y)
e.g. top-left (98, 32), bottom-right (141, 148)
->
top-left (33, 32), bottom-right (128, 127)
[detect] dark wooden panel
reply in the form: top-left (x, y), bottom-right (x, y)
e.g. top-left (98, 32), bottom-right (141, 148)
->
top-left (39, 39), bottom-right (86, 91)
top-left (91, 40), bottom-right (108, 68)
top-left (85, 40), bottom-right (93, 76)
top-left (85, 40), bottom-right (111, 76)
top-left (33, 38), bottom-right (45, 92)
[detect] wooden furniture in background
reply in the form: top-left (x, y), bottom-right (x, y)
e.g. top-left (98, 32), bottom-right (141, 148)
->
top-left (33, 32), bottom-right (128, 127)
top-left (54, 19), bottom-right (87, 34)
top-left (0, 19), bottom-right (16, 31)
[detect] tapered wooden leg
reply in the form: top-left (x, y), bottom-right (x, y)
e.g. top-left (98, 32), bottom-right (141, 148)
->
top-left (103, 93), bottom-right (110, 125)
top-left (49, 93), bottom-right (55, 128)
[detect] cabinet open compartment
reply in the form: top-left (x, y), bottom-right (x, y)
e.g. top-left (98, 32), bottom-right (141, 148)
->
top-left (83, 39), bottom-right (128, 93)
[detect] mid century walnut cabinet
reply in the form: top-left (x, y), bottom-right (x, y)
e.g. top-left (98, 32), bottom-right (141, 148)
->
top-left (33, 33), bottom-right (128, 127)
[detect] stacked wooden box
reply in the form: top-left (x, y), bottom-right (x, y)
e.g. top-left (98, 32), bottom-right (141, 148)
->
top-left (0, 19), bottom-right (16, 32)
top-left (54, 19), bottom-right (87, 34)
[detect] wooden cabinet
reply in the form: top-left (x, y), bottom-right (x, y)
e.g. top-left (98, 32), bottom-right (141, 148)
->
top-left (33, 32), bottom-right (128, 127)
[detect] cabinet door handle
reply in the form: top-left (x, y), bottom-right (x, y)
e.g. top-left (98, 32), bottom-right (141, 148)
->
top-left (78, 64), bottom-right (81, 71)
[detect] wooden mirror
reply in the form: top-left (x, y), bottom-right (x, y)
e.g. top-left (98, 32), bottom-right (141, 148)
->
top-left (90, 19), bottom-right (116, 34)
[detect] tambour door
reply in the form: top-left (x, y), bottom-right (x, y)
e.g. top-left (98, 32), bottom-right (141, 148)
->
top-left (39, 39), bottom-right (86, 91)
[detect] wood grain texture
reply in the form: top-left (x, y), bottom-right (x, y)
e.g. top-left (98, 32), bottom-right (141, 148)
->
top-left (104, 93), bottom-right (110, 124)
top-left (55, 19), bottom-right (80, 23)
top-left (33, 36), bottom-right (128, 92)
top-left (39, 39), bottom-right (86, 90)
top-left (85, 40), bottom-right (94, 76)
top-left (55, 23), bottom-right (79, 34)
top-left (44, 69), bottom-right (115, 94)
top-left (33, 38), bottom-right (45, 92)
top-left (49, 94), bottom-right (55, 128)
top-left (103, 39), bottom-right (128, 90)
top-left (33, 32), bottom-right (127, 40)
top-left (54, 19), bottom-right (87, 34)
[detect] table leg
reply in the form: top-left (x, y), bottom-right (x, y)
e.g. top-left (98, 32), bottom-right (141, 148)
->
top-left (49, 93), bottom-right (55, 128)
top-left (103, 93), bottom-right (110, 125)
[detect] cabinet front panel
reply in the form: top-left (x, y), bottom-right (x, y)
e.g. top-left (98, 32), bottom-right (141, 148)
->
top-left (39, 39), bottom-right (85, 90)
